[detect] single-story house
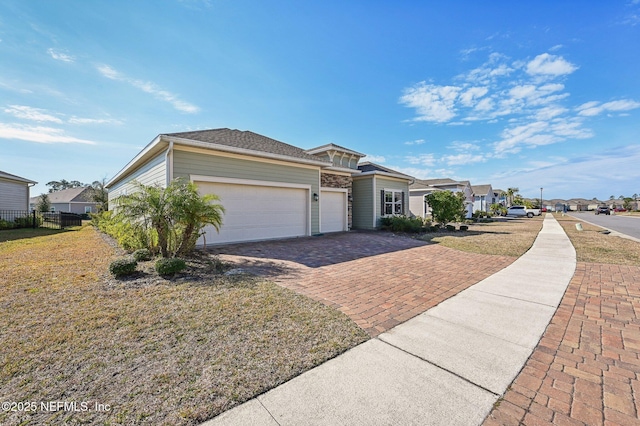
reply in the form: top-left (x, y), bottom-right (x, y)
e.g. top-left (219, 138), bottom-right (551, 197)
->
top-left (30, 187), bottom-right (98, 214)
top-left (105, 128), bottom-right (412, 245)
top-left (471, 184), bottom-right (494, 213)
top-left (0, 170), bottom-right (37, 211)
top-left (352, 162), bottom-right (413, 229)
top-left (409, 178), bottom-right (474, 219)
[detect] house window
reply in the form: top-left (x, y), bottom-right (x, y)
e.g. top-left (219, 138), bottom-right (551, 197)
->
top-left (383, 190), bottom-right (404, 216)
top-left (85, 206), bottom-right (92, 214)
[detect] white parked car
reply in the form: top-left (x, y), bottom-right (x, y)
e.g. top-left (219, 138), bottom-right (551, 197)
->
top-left (506, 205), bottom-right (540, 218)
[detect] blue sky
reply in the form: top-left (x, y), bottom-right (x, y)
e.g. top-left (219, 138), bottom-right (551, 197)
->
top-left (1, 0), bottom-right (639, 201)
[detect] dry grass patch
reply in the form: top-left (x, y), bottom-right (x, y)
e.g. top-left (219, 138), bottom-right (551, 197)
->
top-left (418, 217), bottom-right (543, 257)
top-left (0, 226), bottom-right (368, 425)
top-left (556, 214), bottom-right (640, 265)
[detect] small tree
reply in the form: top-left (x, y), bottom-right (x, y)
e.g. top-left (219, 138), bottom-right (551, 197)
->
top-left (36, 194), bottom-right (51, 212)
top-left (90, 179), bottom-right (109, 212)
top-left (425, 190), bottom-right (465, 227)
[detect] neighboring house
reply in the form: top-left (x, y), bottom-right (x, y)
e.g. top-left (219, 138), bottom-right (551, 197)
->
top-left (471, 184), bottom-right (494, 213)
top-left (409, 178), bottom-right (474, 219)
top-left (493, 189), bottom-right (507, 206)
top-left (352, 162), bottom-right (413, 229)
top-left (30, 187), bottom-right (98, 214)
top-left (566, 198), bottom-right (591, 212)
top-left (105, 128), bottom-right (412, 245)
top-left (0, 170), bottom-right (37, 211)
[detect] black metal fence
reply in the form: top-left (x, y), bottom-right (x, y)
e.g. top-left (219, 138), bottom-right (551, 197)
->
top-left (0, 210), bottom-right (82, 230)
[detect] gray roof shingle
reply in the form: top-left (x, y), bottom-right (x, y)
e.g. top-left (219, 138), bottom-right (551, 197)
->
top-left (165, 128), bottom-right (327, 163)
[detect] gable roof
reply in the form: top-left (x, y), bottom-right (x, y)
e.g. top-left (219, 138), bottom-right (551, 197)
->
top-left (166, 128), bottom-right (327, 164)
top-left (305, 143), bottom-right (366, 158)
top-left (0, 170), bottom-right (37, 184)
top-left (471, 184), bottom-right (492, 195)
top-left (30, 187), bottom-right (95, 204)
top-left (414, 178), bottom-right (470, 188)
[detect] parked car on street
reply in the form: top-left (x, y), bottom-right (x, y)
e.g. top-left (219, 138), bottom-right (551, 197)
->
top-left (506, 205), bottom-right (540, 218)
top-left (595, 206), bottom-right (610, 215)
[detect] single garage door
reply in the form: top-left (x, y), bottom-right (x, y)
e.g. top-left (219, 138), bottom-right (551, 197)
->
top-left (197, 181), bottom-right (308, 245)
top-left (320, 190), bottom-right (346, 233)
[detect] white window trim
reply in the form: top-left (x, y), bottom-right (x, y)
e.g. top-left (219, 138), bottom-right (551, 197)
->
top-left (383, 189), bottom-right (405, 217)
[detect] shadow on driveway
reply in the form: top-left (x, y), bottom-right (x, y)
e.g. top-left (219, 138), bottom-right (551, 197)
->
top-left (207, 230), bottom-right (428, 268)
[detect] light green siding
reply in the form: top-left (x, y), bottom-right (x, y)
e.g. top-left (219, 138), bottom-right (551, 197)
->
top-left (375, 177), bottom-right (410, 221)
top-left (352, 176), bottom-right (410, 229)
top-left (352, 177), bottom-right (374, 229)
top-left (173, 150), bottom-right (321, 234)
top-left (108, 152), bottom-right (166, 205)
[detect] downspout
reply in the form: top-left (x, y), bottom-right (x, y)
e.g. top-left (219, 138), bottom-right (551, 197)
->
top-left (165, 140), bottom-right (174, 186)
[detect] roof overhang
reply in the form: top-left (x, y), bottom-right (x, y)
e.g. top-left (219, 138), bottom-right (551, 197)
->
top-left (0, 171), bottom-right (37, 185)
top-left (106, 134), bottom-right (333, 189)
top-left (165, 135), bottom-right (332, 168)
top-left (353, 170), bottom-right (414, 181)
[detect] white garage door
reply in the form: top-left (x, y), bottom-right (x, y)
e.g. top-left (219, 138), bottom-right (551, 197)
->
top-left (320, 190), bottom-right (346, 233)
top-left (197, 181), bottom-right (308, 245)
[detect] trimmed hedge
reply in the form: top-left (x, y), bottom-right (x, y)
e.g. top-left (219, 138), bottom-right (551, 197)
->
top-left (132, 248), bottom-right (153, 262)
top-left (155, 258), bottom-right (186, 276)
top-left (109, 257), bottom-right (138, 277)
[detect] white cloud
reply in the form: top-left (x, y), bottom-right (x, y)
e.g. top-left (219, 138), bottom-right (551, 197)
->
top-left (399, 83), bottom-right (460, 122)
top-left (577, 99), bottom-right (640, 116)
top-left (68, 117), bottom-right (123, 125)
top-left (0, 123), bottom-right (97, 145)
top-left (47, 48), bottom-right (74, 63)
top-left (404, 139), bottom-right (425, 145)
top-left (402, 50), bottom-right (636, 160)
top-left (449, 141), bottom-right (481, 152)
top-left (534, 106), bottom-right (567, 121)
top-left (525, 53), bottom-right (578, 77)
top-left (364, 154), bottom-right (386, 163)
top-left (442, 153), bottom-right (486, 166)
top-left (406, 153), bottom-right (436, 166)
top-left (96, 64), bottom-right (200, 114)
top-left (459, 87), bottom-right (489, 107)
top-left (4, 105), bottom-right (63, 123)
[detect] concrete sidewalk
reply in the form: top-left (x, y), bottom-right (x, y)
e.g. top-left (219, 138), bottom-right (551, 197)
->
top-left (202, 214), bottom-right (576, 426)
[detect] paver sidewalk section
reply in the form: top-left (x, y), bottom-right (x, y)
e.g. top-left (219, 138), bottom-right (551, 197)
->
top-left (202, 215), bottom-right (576, 425)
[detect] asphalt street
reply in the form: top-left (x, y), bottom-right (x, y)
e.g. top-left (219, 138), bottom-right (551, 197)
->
top-left (568, 211), bottom-right (640, 240)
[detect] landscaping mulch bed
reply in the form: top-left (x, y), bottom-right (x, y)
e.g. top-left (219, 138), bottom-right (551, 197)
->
top-left (0, 226), bottom-right (368, 425)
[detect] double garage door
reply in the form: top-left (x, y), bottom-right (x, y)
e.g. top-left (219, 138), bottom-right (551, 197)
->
top-left (197, 181), bottom-right (308, 245)
top-left (196, 181), bottom-right (347, 245)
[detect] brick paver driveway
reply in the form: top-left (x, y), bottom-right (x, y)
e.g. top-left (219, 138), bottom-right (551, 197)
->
top-left (210, 231), bottom-right (515, 336)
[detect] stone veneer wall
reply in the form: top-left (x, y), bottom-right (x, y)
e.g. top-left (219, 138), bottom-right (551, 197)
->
top-left (321, 173), bottom-right (353, 230)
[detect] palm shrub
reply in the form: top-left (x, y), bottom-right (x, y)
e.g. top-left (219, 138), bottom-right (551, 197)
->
top-left (113, 179), bottom-right (224, 258)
